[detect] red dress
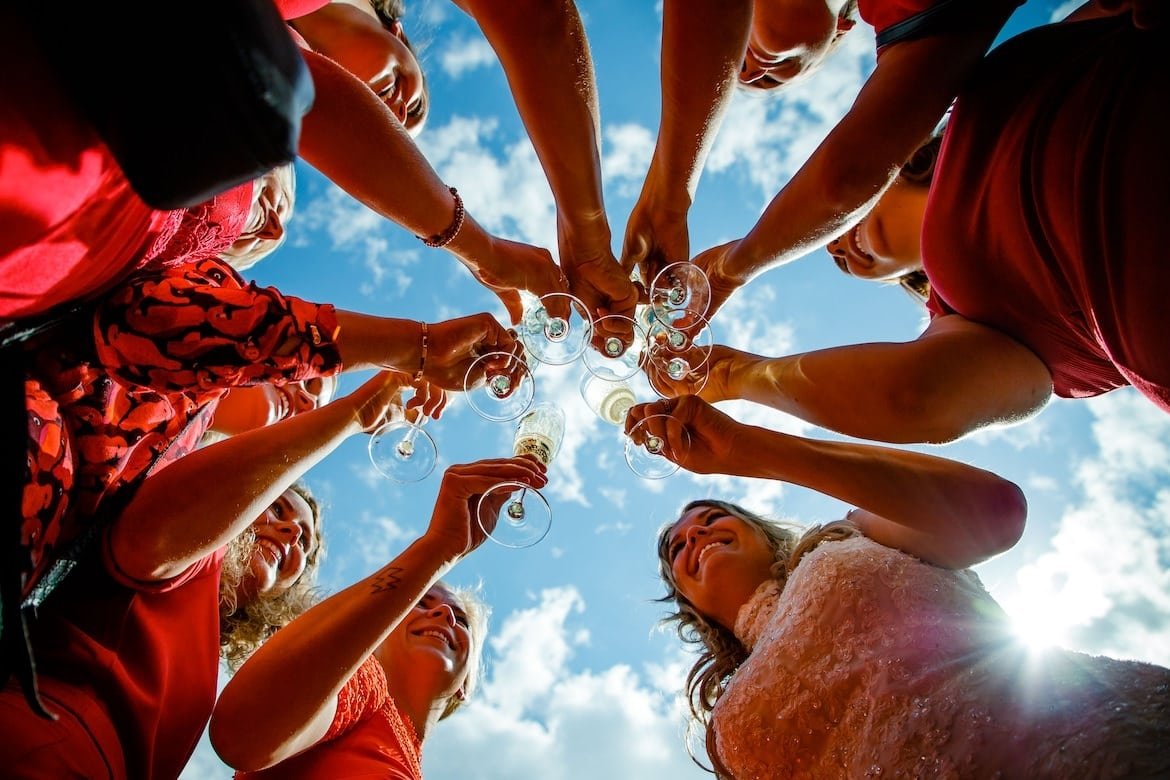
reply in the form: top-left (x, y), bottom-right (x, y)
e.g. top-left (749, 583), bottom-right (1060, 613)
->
top-left (922, 16), bottom-right (1170, 411)
top-left (22, 256), bottom-right (341, 599)
top-left (0, 541), bottom-right (226, 778)
top-left (237, 656), bottom-right (424, 780)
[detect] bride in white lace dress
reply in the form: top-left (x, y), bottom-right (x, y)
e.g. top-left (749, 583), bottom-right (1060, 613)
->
top-left (632, 397), bottom-right (1170, 779)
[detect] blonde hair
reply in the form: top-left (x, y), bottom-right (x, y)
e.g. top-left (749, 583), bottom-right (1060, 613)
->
top-left (656, 500), bottom-right (859, 776)
top-left (219, 163), bottom-right (297, 272)
top-left (438, 581), bottom-right (491, 720)
top-left (219, 481), bottom-right (324, 670)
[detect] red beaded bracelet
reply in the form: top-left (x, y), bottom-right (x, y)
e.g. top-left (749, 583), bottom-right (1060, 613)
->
top-left (418, 187), bottom-right (465, 248)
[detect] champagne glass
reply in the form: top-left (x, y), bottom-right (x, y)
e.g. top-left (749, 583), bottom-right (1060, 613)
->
top-left (368, 413), bottom-right (437, 483)
top-left (650, 262), bottom-right (711, 320)
top-left (624, 414), bottom-right (689, 479)
top-left (582, 314), bottom-right (646, 382)
top-left (463, 350), bottom-right (535, 422)
top-left (645, 312), bottom-right (715, 398)
top-left (477, 402), bottom-right (564, 548)
top-left (516, 292), bottom-right (593, 366)
top-left (579, 372), bottom-right (638, 426)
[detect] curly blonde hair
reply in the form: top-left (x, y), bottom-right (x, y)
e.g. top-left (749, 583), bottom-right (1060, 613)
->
top-left (656, 500), bottom-right (859, 777)
top-left (219, 482), bottom-right (325, 670)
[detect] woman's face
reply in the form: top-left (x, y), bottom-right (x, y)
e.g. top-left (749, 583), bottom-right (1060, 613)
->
top-left (239, 488), bottom-right (318, 601)
top-left (211, 376), bottom-right (338, 437)
top-left (664, 504), bottom-right (777, 632)
top-left (377, 585), bottom-right (474, 705)
top-left (827, 177), bottom-right (929, 281)
top-left (740, 1), bottom-right (853, 90)
top-left (295, 0), bottom-right (426, 134)
top-left (221, 167), bottom-right (295, 266)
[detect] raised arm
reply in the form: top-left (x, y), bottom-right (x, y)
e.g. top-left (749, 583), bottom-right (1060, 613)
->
top-left (298, 48), bottom-right (564, 323)
top-left (458, 0), bottom-right (639, 320)
top-left (622, 0), bottom-right (753, 283)
top-left (109, 372), bottom-right (406, 582)
top-left (654, 315), bottom-right (1053, 444)
top-left (695, 6), bottom-right (1017, 317)
top-left (210, 457), bottom-right (547, 770)
top-left (626, 395), bottom-right (1027, 569)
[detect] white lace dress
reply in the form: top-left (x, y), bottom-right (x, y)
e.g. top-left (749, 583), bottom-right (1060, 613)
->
top-left (713, 536), bottom-right (1170, 779)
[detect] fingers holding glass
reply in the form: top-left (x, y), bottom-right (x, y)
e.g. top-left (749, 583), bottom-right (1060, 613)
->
top-left (477, 402), bottom-right (564, 548)
top-left (517, 292), bottom-right (594, 366)
top-left (463, 350), bottom-right (535, 422)
top-left (650, 262), bottom-right (711, 320)
top-left (369, 413), bottom-right (438, 483)
top-left (583, 314), bottom-right (646, 381)
top-left (645, 312), bottom-right (714, 398)
top-left (624, 413), bottom-right (689, 479)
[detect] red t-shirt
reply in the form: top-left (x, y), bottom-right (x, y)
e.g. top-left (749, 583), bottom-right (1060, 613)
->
top-left (922, 16), bottom-right (1170, 410)
top-left (857, 0), bottom-right (935, 35)
top-left (0, 0), bottom-right (319, 321)
top-left (238, 656), bottom-right (424, 779)
top-left (27, 540), bottom-right (227, 778)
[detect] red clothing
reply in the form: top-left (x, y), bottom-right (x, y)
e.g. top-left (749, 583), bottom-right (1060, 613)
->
top-left (22, 256), bottom-right (341, 598)
top-left (238, 656), bottom-right (423, 780)
top-left (857, 0), bottom-right (935, 34)
top-left (0, 543), bottom-right (226, 779)
top-left (0, 0), bottom-right (318, 321)
top-left (922, 16), bottom-right (1170, 411)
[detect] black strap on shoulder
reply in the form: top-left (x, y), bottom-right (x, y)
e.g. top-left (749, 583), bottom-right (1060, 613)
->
top-left (876, 0), bottom-right (1025, 49)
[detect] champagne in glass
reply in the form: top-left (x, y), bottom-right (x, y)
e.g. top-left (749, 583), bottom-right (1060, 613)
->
top-left (478, 402), bottom-right (565, 548)
top-left (580, 373), bottom-right (637, 426)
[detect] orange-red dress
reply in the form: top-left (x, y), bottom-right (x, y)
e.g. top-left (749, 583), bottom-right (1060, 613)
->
top-left (238, 655), bottom-right (424, 780)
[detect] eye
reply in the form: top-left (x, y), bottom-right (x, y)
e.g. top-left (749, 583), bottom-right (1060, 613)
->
top-left (454, 612), bottom-right (470, 628)
top-left (298, 526), bottom-right (312, 552)
top-left (669, 539), bottom-right (684, 560)
top-left (272, 502), bottom-right (284, 518)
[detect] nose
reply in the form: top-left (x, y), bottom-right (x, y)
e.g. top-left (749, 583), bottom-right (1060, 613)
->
top-left (826, 236), bottom-right (846, 259)
top-left (292, 385), bottom-right (318, 414)
top-left (739, 57), bottom-right (768, 85)
top-left (428, 602), bottom-right (456, 626)
top-left (685, 524), bottom-right (711, 548)
top-left (271, 517), bottom-right (303, 547)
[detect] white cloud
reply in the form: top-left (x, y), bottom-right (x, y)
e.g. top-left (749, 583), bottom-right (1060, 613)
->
top-left (424, 586), bottom-right (705, 779)
top-left (602, 122), bottom-right (656, 197)
top-left (296, 182), bottom-right (420, 299)
top-left (995, 391), bottom-right (1170, 665)
top-left (439, 35), bottom-right (497, 78)
top-left (416, 116), bottom-right (558, 252)
top-left (706, 28), bottom-right (875, 203)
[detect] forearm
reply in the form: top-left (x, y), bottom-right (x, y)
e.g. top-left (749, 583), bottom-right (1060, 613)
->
top-left (297, 49), bottom-right (498, 275)
top-left (210, 533), bottom-right (459, 769)
top-left (645, 0), bottom-right (752, 207)
top-left (464, 0), bottom-right (606, 225)
top-left (742, 425), bottom-right (1027, 568)
top-left (112, 399), bottom-right (364, 580)
top-left (721, 24), bottom-right (1012, 283)
top-left (334, 310), bottom-right (423, 373)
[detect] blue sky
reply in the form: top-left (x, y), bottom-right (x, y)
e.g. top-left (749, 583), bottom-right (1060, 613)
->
top-left (184, 1), bottom-right (1170, 775)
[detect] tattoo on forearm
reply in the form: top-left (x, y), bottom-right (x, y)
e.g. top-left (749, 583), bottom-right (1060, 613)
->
top-left (370, 567), bottom-right (405, 593)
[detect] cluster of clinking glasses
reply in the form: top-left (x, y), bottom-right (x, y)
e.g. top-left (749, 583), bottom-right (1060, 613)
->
top-left (367, 262), bottom-right (715, 548)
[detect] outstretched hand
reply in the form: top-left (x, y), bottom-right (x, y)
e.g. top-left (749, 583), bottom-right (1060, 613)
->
top-left (426, 457), bottom-right (549, 559)
top-left (620, 195), bottom-right (690, 295)
top-left (423, 313), bottom-right (521, 391)
top-left (624, 395), bottom-right (753, 476)
top-left (343, 371), bottom-right (408, 433)
top-left (472, 236), bottom-right (569, 324)
top-left (690, 240), bottom-right (745, 323)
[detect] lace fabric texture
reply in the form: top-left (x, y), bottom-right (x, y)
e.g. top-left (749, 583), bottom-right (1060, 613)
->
top-left (715, 536), bottom-right (1170, 779)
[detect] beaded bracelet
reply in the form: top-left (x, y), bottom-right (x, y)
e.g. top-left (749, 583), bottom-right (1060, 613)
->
top-left (418, 187), bottom-right (465, 248)
top-left (413, 321), bottom-right (428, 382)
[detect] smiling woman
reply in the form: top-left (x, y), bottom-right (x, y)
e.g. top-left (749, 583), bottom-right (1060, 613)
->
top-left (658, 500), bottom-right (1170, 779)
top-left (209, 456), bottom-right (545, 776)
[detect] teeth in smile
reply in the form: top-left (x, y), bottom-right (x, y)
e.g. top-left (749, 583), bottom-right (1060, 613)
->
top-left (257, 538), bottom-right (284, 565)
top-left (697, 540), bottom-right (725, 568)
top-left (419, 629), bottom-right (451, 647)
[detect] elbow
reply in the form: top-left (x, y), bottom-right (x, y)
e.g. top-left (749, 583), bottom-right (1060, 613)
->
top-left (975, 480), bottom-right (1028, 559)
top-left (209, 712), bottom-right (280, 772)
